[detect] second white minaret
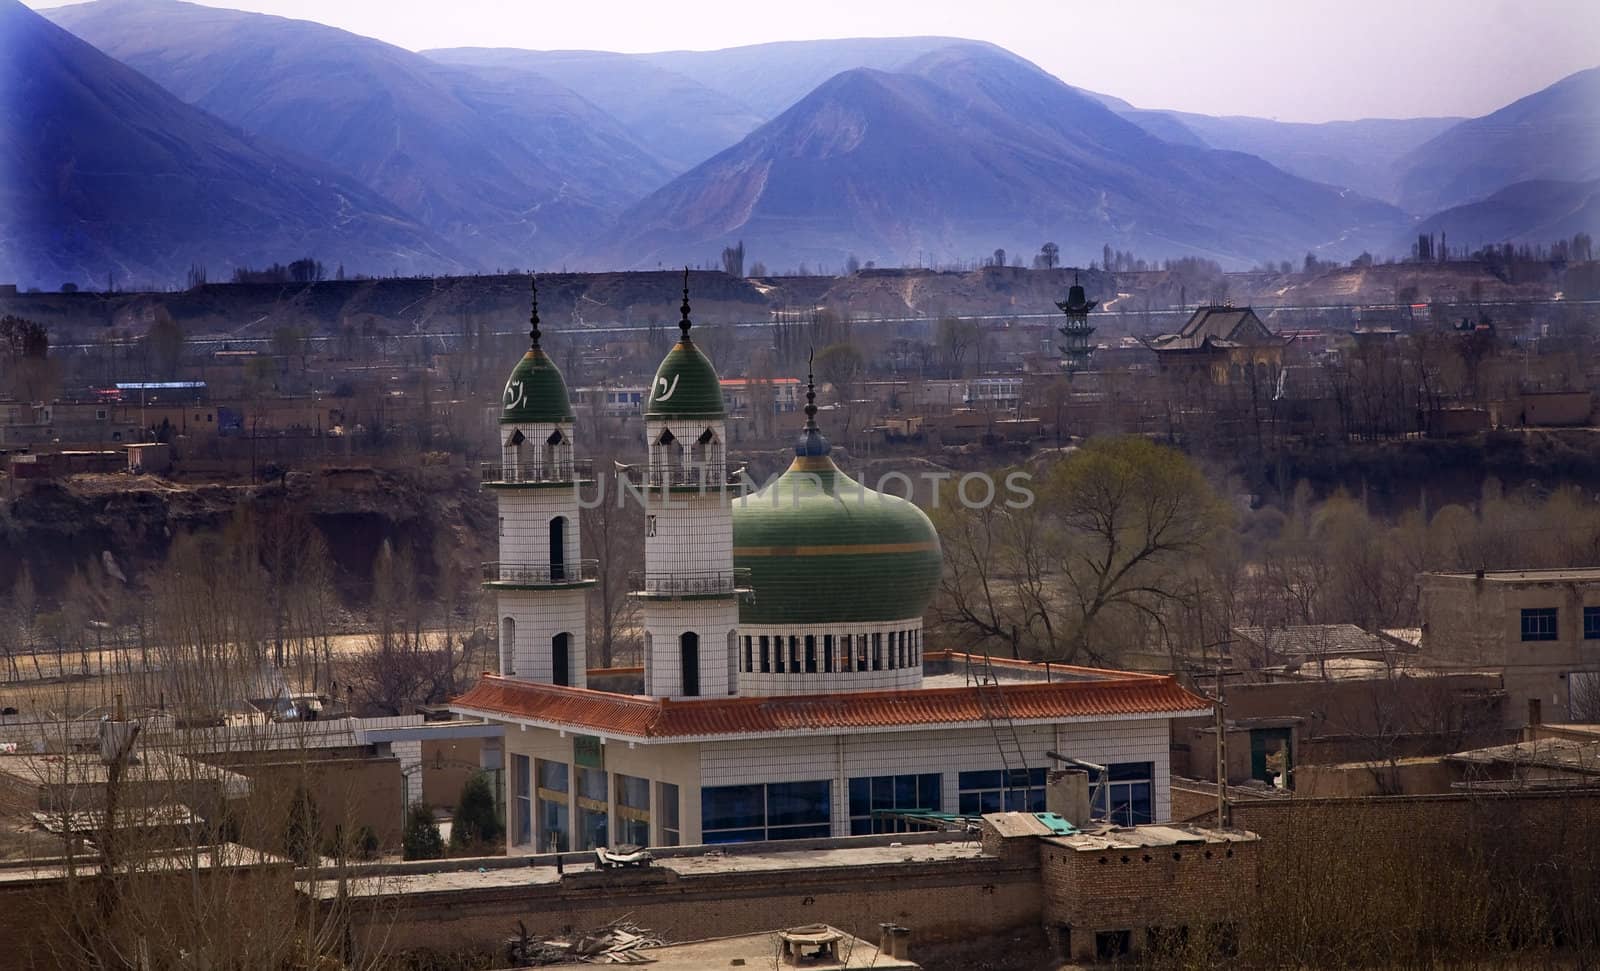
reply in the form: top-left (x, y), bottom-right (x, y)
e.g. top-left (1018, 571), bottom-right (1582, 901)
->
top-left (636, 271), bottom-right (743, 697)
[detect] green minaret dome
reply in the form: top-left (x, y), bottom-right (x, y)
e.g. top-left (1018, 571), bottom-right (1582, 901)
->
top-left (500, 275), bottom-right (575, 424)
top-left (645, 270), bottom-right (726, 420)
top-left (733, 367), bottom-right (940, 626)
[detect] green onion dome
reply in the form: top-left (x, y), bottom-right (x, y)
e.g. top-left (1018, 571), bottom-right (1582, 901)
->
top-left (645, 270), bottom-right (725, 420)
top-left (501, 349), bottom-right (575, 423)
top-left (501, 275), bottom-right (575, 423)
top-left (734, 444), bottom-right (941, 627)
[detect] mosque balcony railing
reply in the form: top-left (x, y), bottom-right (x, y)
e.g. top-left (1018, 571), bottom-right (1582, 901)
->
top-left (482, 459), bottom-right (594, 485)
top-left (483, 559), bottom-right (599, 587)
top-left (629, 568), bottom-right (752, 600)
top-left (620, 465), bottom-right (743, 490)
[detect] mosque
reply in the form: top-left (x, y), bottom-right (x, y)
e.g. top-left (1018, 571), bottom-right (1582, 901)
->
top-left (451, 275), bottom-right (1209, 852)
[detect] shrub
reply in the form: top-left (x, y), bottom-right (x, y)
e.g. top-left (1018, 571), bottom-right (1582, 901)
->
top-left (449, 772), bottom-right (503, 850)
top-left (402, 802), bottom-right (444, 860)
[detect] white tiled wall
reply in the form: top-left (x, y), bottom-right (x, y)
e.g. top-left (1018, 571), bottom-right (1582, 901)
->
top-left (498, 489), bottom-right (584, 564)
top-left (499, 588), bottom-right (588, 687)
top-left (642, 599), bottom-right (740, 697)
top-left (644, 492), bottom-right (733, 576)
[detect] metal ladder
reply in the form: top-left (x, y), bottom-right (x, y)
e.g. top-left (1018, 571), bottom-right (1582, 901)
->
top-left (967, 645), bottom-right (1032, 811)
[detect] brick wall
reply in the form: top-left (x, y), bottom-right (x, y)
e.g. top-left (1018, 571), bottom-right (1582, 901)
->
top-left (350, 853), bottom-right (1041, 960)
top-left (1039, 838), bottom-right (1259, 961)
top-left (1230, 786), bottom-right (1600, 847)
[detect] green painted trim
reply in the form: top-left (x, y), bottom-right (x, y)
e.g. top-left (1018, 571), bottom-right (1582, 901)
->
top-left (631, 591), bottom-right (743, 602)
top-left (483, 480), bottom-right (595, 490)
top-left (483, 580), bottom-right (598, 592)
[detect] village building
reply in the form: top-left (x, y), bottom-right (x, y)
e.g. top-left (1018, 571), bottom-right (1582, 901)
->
top-left (1419, 568), bottom-right (1600, 725)
top-left (1143, 305), bottom-right (1285, 384)
top-left (452, 276), bottom-right (1211, 854)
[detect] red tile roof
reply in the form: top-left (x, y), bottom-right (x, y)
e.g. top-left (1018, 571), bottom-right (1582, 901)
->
top-left (451, 670), bottom-right (1209, 741)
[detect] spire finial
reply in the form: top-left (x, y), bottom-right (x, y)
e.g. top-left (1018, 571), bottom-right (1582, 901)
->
top-left (793, 344), bottom-right (831, 458)
top-left (678, 266), bottom-right (692, 341)
top-left (528, 274), bottom-right (542, 349)
top-left (804, 346), bottom-right (818, 424)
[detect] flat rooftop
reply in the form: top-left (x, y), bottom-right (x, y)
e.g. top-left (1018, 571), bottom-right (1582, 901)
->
top-left (1429, 568), bottom-right (1600, 583)
top-left (534, 927), bottom-right (917, 970)
top-left (311, 836), bottom-right (984, 900)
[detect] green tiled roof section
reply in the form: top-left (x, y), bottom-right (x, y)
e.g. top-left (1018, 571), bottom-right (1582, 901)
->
top-left (733, 459), bottom-right (942, 625)
top-left (644, 341), bottom-right (725, 419)
top-left (500, 349), bottom-right (575, 423)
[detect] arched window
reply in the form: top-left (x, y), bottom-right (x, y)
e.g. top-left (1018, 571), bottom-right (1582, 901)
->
top-left (656, 428), bottom-right (680, 468)
top-left (544, 428), bottom-right (565, 472)
top-left (501, 617), bottom-right (516, 676)
top-left (696, 427), bottom-right (718, 465)
top-left (552, 632), bottom-right (572, 687)
top-left (680, 632), bottom-right (700, 697)
top-left (505, 428), bottom-right (527, 477)
top-left (549, 516), bottom-right (567, 581)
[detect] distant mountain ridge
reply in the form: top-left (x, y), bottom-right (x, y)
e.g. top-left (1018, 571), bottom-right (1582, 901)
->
top-left (1089, 95), bottom-right (1460, 205)
top-left (582, 45), bottom-right (1406, 270)
top-left (45, 0), bottom-right (672, 268)
top-left (0, 0), bottom-right (459, 289)
top-left (18, 3), bottom-right (1600, 283)
top-left (1411, 178), bottom-right (1600, 249)
top-left (1395, 67), bottom-right (1600, 215)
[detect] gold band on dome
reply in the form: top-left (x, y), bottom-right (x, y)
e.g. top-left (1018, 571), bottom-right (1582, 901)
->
top-left (788, 456), bottom-right (835, 472)
top-left (735, 541), bottom-right (940, 557)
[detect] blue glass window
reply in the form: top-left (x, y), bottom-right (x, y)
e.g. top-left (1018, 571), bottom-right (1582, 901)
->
top-left (1585, 607), bottom-right (1600, 640)
top-left (1522, 607), bottom-right (1559, 641)
top-left (958, 767), bottom-right (1046, 815)
top-left (702, 781), bottom-right (831, 844)
top-left (848, 773), bottom-right (942, 834)
top-left (1089, 761), bottom-right (1155, 826)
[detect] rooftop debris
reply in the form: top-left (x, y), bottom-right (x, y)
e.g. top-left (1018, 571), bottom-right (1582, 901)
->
top-left (505, 918), bottom-right (665, 966)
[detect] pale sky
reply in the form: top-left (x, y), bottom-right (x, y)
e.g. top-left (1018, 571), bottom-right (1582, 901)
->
top-left (30, 0), bottom-right (1600, 122)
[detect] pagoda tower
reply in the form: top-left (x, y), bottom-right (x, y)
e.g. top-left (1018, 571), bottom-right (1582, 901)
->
top-left (1056, 271), bottom-right (1099, 372)
top-left (482, 276), bottom-right (594, 686)
top-left (636, 271), bottom-right (745, 698)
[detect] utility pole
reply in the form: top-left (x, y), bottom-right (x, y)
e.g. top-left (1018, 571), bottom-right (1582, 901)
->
top-left (1214, 653), bottom-right (1228, 829)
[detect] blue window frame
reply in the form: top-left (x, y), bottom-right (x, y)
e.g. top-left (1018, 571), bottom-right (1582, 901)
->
top-left (1089, 761), bottom-right (1154, 826)
top-left (1522, 608), bottom-right (1559, 642)
top-left (957, 768), bottom-right (1046, 815)
top-left (702, 780), bottom-right (831, 844)
top-left (849, 773), bottom-right (942, 834)
top-left (1585, 607), bottom-right (1600, 640)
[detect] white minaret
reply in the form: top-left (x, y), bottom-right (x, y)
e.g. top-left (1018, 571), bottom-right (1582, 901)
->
top-left (637, 271), bottom-right (744, 697)
top-left (484, 277), bottom-right (593, 687)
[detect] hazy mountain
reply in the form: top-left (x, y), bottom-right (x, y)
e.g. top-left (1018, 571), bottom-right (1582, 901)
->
top-left (426, 37), bottom-right (969, 171)
top-left (0, 0), bottom-right (458, 290)
top-left (1410, 179), bottom-right (1600, 250)
top-left (1395, 67), bottom-right (1600, 215)
top-left (583, 45), bottom-right (1405, 272)
top-left (1092, 97), bottom-right (1459, 204)
top-left (425, 48), bottom-right (765, 172)
top-left (46, 0), bottom-right (672, 268)
top-left (638, 37), bottom-right (973, 118)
